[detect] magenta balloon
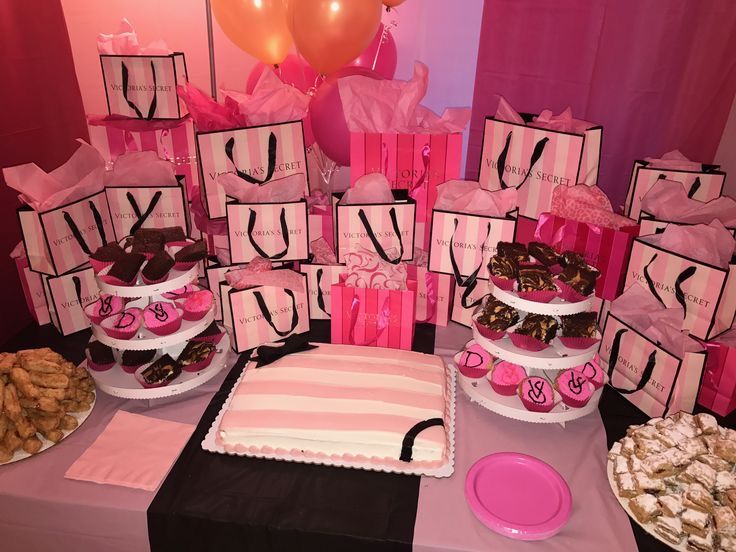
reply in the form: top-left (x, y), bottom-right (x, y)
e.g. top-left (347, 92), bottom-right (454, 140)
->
top-left (245, 54), bottom-right (321, 94)
top-left (347, 24), bottom-right (397, 79)
top-left (309, 67), bottom-right (382, 166)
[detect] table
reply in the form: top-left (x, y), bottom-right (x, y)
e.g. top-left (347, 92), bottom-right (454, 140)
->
top-left (0, 322), bottom-right (731, 551)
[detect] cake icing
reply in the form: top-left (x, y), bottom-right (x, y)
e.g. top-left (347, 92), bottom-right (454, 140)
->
top-left (217, 344), bottom-right (449, 466)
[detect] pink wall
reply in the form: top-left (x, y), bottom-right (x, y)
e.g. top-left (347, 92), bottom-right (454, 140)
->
top-left (61, 0), bottom-right (483, 190)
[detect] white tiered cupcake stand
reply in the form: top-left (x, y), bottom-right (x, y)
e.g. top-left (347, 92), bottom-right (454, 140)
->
top-left (84, 262), bottom-right (230, 399)
top-left (457, 281), bottom-right (603, 425)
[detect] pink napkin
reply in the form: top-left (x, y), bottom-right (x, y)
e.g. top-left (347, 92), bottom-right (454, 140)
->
top-left (105, 151), bottom-right (178, 187)
top-left (97, 19), bottom-right (171, 55)
top-left (640, 180), bottom-right (736, 228)
top-left (550, 184), bottom-right (636, 230)
top-left (65, 411), bottom-right (194, 491)
top-left (643, 150), bottom-right (703, 171)
top-left (3, 140), bottom-right (106, 211)
top-left (219, 172), bottom-right (306, 203)
top-left (434, 179), bottom-right (517, 216)
top-left (343, 245), bottom-right (408, 290)
top-left (339, 173), bottom-right (394, 205)
top-left (339, 62), bottom-right (471, 134)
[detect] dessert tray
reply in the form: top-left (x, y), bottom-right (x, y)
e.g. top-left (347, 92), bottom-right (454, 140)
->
top-left (202, 352), bottom-right (457, 478)
top-left (489, 280), bottom-right (594, 316)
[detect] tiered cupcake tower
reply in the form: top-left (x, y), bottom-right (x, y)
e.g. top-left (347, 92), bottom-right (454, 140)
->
top-left (84, 253), bottom-right (230, 399)
top-left (457, 245), bottom-right (605, 425)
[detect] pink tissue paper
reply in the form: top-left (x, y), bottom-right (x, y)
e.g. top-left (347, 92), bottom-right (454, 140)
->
top-left (65, 410), bottom-right (194, 491)
top-left (339, 62), bottom-right (471, 134)
top-left (434, 180), bottom-right (517, 217)
top-left (551, 184), bottom-right (635, 230)
top-left (220, 172), bottom-right (306, 204)
top-left (97, 19), bottom-right (170, 55)
top-left (3, 140), bottom-right (106, 211)
top-left (310, 236), bottom-right (336, 265)
top-left (104, 150), bottom-right (178, 187)
top-left (339, 173), bottom-right (394, 205)
top-left (641, 180), bottom-right (736, 228)
top-left (496, 96), bottom-right (597, 135)
top-left (640, 221), bottom-right (735, 268)
top-left (225, 264), bottom-right (305, 294)
top-left (344, 245), bottom-right (408, 290)
top-left (643, 150), bottom-right (703, 172)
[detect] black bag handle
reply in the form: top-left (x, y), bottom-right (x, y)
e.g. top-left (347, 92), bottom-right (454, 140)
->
top-left (643, 253), bottom-right (697, 318)
top-left (496, 131), bottom-right (549, 190)
top-left (643, 253), bottom-right (665, 306)
top-left (127, 191), bottom-right (163, 235)
top-left (449, 218), bottom-right (491, 309)
top-left (606, 328), bottom-right (657, 395)
top-left (657, 173), bottom-right (702, 199)
top-left (72, 275), bottom-right (83, 307)
top-left (357, 207), bottom-right (404, 265)
top-left (225, 132), bottom-right (277, 185)
top-left (121, 60), bottom-right (158, 120)
top-left (253, 288), bottom-right (299, 337)
top-left (62, 200), bottom-right (108, 255)
top-left (246, 208), bottom-right (290, 260)
top-left (315, 268), bottom-right (329, 316)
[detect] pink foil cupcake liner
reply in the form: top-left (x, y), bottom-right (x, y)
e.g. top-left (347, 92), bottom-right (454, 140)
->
top-left (141, 274), bottom-right (169, 286)
top-left (555, 280), bottom-right (588, 303)
top-left (120, 363), bottom-right (144, 374)
top-left (509, 332), bottom-right (549, 352)
top-left (89, 258), bottom-right (114, 274)
top-left (99, 274), bottom-right (136, 287)
top-left (489, 276), bottom-right (514, 291)
top-left (173, 261), bottom-right (197, 272)
top-left (516, 290), bottom-right (559, 303)
top-left (191, 331), bottom-right (225, 345)
top-left (548, 263), bottom-right (563, 275)
top-left (181, 348), bottom-right (216, 373)
top-left (558, 336), bottom-right (600, 350)
top-left (473, 319), bottom-right (506, 341)
top-left (145, 309), bottom-right (183, 336)
top-left (86, 358), bottom-right (115, 372)
top-left (134, 368), bottom-right (171, 389)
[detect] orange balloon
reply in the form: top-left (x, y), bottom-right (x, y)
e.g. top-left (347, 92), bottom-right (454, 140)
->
top-left (212, 0), bottom-right (293, 65)
top-left (383, 0), bottom-right (407, 7)
top-left (287, 0), bottom-right (383, 75)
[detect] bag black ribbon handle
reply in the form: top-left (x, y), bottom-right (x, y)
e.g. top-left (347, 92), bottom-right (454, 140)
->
top-left (225, 132), bottom-right (277, 185)
top-left (246, 208), bottom-right (290, 260)
top-left (643, 254), bottom-right (665, 307)
top-left (72, 275), bottom-right (83, 308)
top-left (63, 200), bottom-right (108, 256)
top-left (674, 265), bottom-right (697, 318)
top-left (606, 328), bottom-right (657, 395)
top-left (254, 333), bottom-right (316, 367)
top-left (357, 207), bottom-right (404, 265)
top-left (657, 173), bottom-right (701, 199)
top-left (449, 218), bottom-right (492, 309)
top-left (496, 131), bottom-right (549, 190)
top-left (253, 288), bottom-right (300, 337)
top-left (127, 191), bottom-right (163, 235)
top-left (121, 60), bottom-right (158, 120)
top-left (315, 268), bottom-right (329, 316)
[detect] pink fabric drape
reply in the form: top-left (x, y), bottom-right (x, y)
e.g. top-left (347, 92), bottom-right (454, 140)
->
top-left (466, 0), bottom-right (736, 210)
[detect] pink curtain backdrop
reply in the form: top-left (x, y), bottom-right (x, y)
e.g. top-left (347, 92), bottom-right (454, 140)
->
top-left (466, 0), bottom-right (736, 210)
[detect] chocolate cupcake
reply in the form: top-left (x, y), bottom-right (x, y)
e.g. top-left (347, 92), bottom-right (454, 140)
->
top-left (139, 354), bottom-right (182, 387)
top-left (135, 226), bottom-right (186, 244)
top-left (517, 266), bottom-right (556, 292)
top-left (559, 251), bottom-right (587, 268)
top-left (86, 340), bottom-right (115, 371)
top-left (174, 239), bottom-right (207, 263)
top-left (477, 298), bottom-right (519, 331)
top-left (107, 252), bottom-right (146, 284)
top-left (89, 242), bottom-right (125, 272)
top-left (192, 321), bottom-right (225, 344)
top-left (121, 349), bottom-right (157, 373)
top-left (141, 250), bottom-right (175, 284)
top-left (496, 242), bottom-right (528, 262)
top-left (561, 312), bottom-right (598, 338)
top-left (557, 264), bottom-right (599, 296)
top-left (528, 242), bottom-right (559, 267)
top-left (489, 254), bottom-right (518, 279)
top-left (516, 314), bottom-right (559, 343)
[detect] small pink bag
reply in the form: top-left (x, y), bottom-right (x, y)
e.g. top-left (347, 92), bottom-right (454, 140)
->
top-left (697, 331), bottom-right (736, 416)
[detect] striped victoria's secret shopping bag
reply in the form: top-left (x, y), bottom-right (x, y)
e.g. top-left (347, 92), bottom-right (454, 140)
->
top-left (105, 178), bottom-right (190, 240)
top-left (478, 115), bottom-right (602, 219)
top-left (299, 263), bottom-right (346, 320)
top-left (625, 162), bottom-right (726, 221)
top-left (100, 54), bottom-right (189, 120)
top-left (226, 198), bottom-right (309, 264)
top-left (17, 190), bottom-right (115, 276)
top-left (599, 313), bottom-right (706, 417)
top-left (220, 273), bottom-right (310, 353)
top-left (43, 266), bottom-right (101, 336)
top-left (197, 121), bottom-right (309, 220)
top-left (624, 237), bottom-right (736, 341)
top-left (333, 190), bottom-right (416, 265)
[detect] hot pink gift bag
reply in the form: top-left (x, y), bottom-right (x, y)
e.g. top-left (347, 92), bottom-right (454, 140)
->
top-left (697, 329), bottom-right (736, 416)
top-left (11, 244), bottom-right (50, 325)
top-left (330, 278), bottom-right (417, 350)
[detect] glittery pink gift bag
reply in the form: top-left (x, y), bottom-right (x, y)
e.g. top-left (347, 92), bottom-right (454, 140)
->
top-left (697, 336), bottom-right (736, 416)
top-left (330, 280), bottom-right (417, 350)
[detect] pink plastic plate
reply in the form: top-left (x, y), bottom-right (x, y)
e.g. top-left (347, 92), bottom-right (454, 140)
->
top-left (465, 452), bottom-right (572, 540)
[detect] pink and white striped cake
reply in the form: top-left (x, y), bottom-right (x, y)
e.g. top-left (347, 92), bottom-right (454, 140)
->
top-left (217, 344), bottom-right (450, 467)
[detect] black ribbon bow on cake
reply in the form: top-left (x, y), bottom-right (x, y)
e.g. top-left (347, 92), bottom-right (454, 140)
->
top-left (253, 333), bottom-right (317, 368)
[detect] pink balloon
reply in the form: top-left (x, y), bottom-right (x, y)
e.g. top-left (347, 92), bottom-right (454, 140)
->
top-left (347, 24), bottom-right (397, 80)
top-left (245, 54), bottom-right (321, 94)
top-left (310, 67), bottom-right (382, 166)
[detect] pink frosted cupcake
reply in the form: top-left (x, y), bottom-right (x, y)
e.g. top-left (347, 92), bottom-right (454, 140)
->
top-left (488, 361), bottom-right (527, 396)
top-left (555, 369), bottom-right (594, 408)
top-left (84, 294), bottom-right (125, 325)
top-left (578, 356), bottom-right (606, 389)
top-left (162, 284), bottom-right (197, 301)
top-left (100, 308), bottom-right (143, 340)
top-left (143, 301), bottom-right (183, 336)
top-left (180, 290), bottom-right (214, 321)
top-left (518, 376), bottom-right (555, 412)
top-left (456, 344), bottom-right (493, 378)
